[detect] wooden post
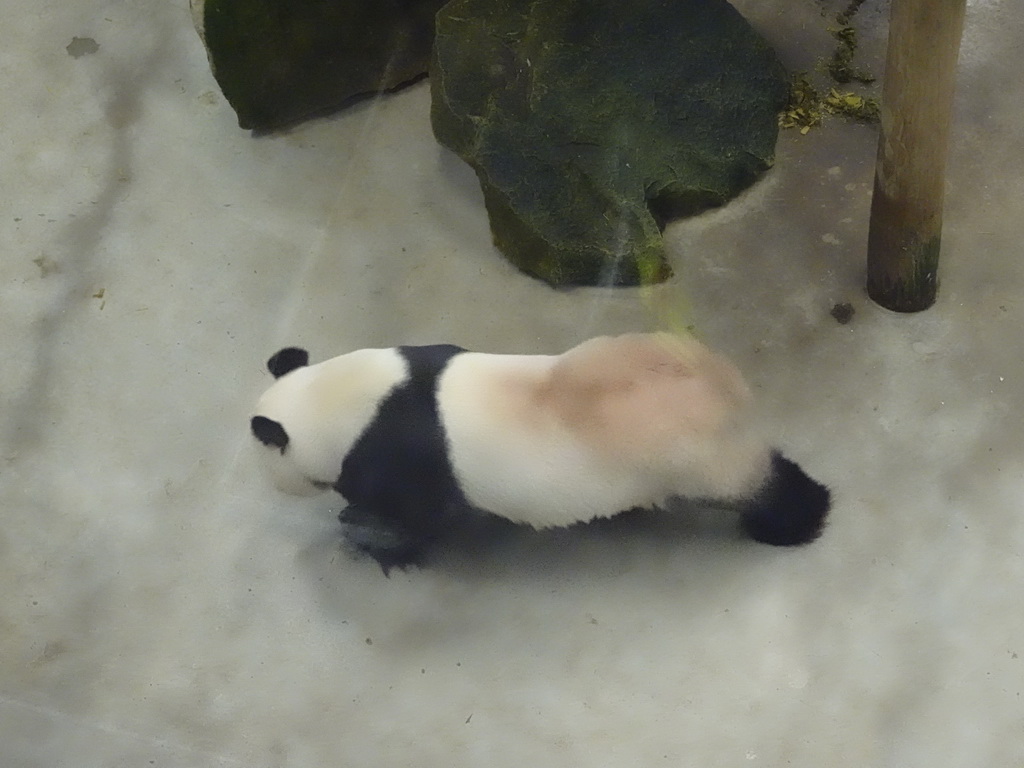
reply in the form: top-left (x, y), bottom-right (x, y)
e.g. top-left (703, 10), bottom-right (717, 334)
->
top-left (866, 0), bottom-right (967, 312)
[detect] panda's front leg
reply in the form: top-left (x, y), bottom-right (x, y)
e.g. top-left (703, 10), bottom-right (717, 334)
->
top-left (338, 505), bottom-right (433, 576)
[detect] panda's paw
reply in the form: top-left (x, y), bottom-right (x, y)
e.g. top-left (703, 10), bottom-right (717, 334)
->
top-left (338, 506), bottom-right (429, 576)
top-left (353, 540), bottom-right (427, 577)
top-left (340, 507), bottom-right (410, 549)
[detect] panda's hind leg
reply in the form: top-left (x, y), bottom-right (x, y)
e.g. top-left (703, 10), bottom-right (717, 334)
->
top-left (338, 506), bottom-right (434, 576)
top-left (740, 452), bottom-right (831, 546)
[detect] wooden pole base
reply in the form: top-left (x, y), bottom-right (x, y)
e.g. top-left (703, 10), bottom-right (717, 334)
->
top-left (866, 188), bottom-right (941, 312)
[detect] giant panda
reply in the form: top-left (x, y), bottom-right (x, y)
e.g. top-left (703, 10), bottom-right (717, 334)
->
top-left (250, 333), bottom-right (830, 573)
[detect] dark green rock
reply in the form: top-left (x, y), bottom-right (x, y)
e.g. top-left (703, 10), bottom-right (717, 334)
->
top-left (431, 0), bottom-right (789, 286)
top-left (193, 0), bottom-right (446, 130)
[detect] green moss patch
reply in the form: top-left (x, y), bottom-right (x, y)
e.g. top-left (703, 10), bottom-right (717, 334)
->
top-left (431, 0), bottom-right (788, 287)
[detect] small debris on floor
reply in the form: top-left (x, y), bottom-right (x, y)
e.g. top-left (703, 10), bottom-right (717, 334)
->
top-left (831, 302), bottom-right (855, 324)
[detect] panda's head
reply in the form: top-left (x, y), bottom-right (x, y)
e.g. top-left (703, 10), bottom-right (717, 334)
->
top-left (249, 347), bottom-right (332, 496)
top-left (250, 346), bottom-right (408, 497)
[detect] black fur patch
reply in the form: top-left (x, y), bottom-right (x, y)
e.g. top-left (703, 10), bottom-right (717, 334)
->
top-left (339, 505), bottom-right (426, 577)
top-left (335, 344), bottom-right (468, 570)
top-left (741, 452), bottom-right (831, 546)
top-left (251, 415), bottom-right (289, 452)
top-left (267, 347), bottom-right (309, 378)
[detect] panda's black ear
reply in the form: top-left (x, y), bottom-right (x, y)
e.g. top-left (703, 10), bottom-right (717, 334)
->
top-left (267, 347), bottom-right (309, 378)
top-left (251, 416), bottom-right (289, 452)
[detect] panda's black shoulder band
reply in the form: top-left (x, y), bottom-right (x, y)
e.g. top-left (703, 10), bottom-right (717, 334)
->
top-left (336, 343), bottom-right (467, 529)
top-left (397, 344), bottom-right (467, 376)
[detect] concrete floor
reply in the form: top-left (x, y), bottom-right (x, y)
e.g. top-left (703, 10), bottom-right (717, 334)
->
top-left (3, 0), bottom-right (1023, 765)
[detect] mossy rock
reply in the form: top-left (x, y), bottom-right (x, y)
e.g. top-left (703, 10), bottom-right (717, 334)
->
top-left (193, 0), bottom-right (446, 130)
top-left (431, 0), bottom-right (789, 286)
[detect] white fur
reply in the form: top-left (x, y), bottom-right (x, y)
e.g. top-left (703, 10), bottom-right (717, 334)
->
top-left (437, 333), bottom-right (771, 527)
